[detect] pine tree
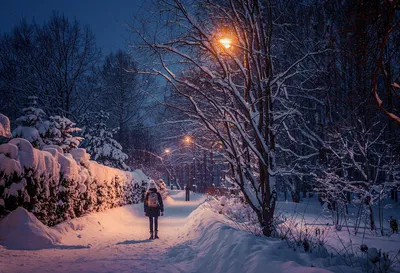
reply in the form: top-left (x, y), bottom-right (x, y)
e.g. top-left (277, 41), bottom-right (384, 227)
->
top-left (12, 96), bottom-right (45, 148)
top-left (80, 111), bottom-right (130, 171)
top-left (44, 116), bottom-right (83, 153)
top-left (13, 96), bottom-right (83, 153)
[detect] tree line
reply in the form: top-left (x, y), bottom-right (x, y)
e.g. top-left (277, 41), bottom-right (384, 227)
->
top-left (0, 13), bottom-right (158, 168)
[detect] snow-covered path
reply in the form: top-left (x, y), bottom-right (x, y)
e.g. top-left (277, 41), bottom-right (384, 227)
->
top-left (2, 190), bottom-right (373, 273)
top-left (0, 190), bottom-right (206, 273)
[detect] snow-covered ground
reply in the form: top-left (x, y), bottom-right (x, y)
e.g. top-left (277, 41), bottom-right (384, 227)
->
top-left (276, 197), bottom-right (400, 254)
top-left (0, 190), bottom-right (205, 273)
top-left (0, 190), bottom-right (376, 273)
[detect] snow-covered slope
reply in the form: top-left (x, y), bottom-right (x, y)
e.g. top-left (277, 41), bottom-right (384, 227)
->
top-left (167, 203), bottom-right (339, 273)
top-left (0, 207), bottom-right (62, 250)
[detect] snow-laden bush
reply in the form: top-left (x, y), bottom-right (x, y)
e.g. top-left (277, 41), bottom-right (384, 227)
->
top-left (208, 195), bottom-right (262, 235)
top-left (155, 179), bottom-right (168, 199)
top-left (42, 116), bottom-right (83, 153)
top-left (0, 139), bottom-right (142, 226)
top-left (327, 241), bottom-right (399, 273)
top-left (208, 194), bottom-right (330, 255)
top-left (131, 169), bottom-right (150, 203)
top-left (79, 111), bottom-right (130, 171)
top-left (12, 96), bottom-right (45, 148)
top-left (12, 96), bottom-right (83, 153)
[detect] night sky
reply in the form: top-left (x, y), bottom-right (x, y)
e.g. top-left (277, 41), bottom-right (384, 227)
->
top-left (0, 0), bottom-right (147, 54)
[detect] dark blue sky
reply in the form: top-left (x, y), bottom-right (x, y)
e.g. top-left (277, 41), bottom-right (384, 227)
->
top-left (0, 0), bottom-right (147, 54)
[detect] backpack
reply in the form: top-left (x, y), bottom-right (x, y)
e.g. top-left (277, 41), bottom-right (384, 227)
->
top-left (148, 192), bottom-right (159, 208)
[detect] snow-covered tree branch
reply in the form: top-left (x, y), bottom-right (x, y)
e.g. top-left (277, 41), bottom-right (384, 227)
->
top-left (131, 0), bottom-right (328, 236)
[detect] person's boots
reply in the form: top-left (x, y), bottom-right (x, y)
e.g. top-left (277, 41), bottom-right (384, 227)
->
top-left (154, 231), bottom-right (159, 239)
top-left (149, 231), bottom-right (153, 240)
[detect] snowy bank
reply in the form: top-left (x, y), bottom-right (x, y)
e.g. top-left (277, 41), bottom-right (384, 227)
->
top-left (167, 203), bottom-right (357, 273)
top-left (0, 207), bottom-right (62, 250)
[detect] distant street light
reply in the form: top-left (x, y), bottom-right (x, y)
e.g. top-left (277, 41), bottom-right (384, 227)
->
top-left (165, 148), bottom-right (171, 154)
top-left (219, 38), bottom-right (232, 49)
top-left (184, 135), bottom-right (192, 144)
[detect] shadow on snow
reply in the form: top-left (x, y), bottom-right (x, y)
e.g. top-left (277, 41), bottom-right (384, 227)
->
top-left (116, 239), bottom-right (152, 245)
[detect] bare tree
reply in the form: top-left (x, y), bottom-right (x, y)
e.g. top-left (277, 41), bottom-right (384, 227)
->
top-left (0, 13), bottom-right (101, 121)
top-left (101, 51), bottom-right (142, 142)
top-left (371, 0), bottom-right (400, 125)
top-left (315, 114), bottom-right (398, 232)
top-left (131, 0), bottom-right (328, 236)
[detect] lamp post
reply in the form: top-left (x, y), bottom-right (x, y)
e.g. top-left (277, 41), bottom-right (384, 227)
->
top-left (164, 148), bottom-right (171, 186)
top-left (184, 135), bottom-right (194, 201)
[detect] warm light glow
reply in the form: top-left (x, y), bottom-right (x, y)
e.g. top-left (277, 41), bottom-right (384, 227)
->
top-left (219, 38), bottom-right (232, 49)
top-left (165, 148), bottom-right (171, 153)
top-left (184, 136), bottom-right (192, 144)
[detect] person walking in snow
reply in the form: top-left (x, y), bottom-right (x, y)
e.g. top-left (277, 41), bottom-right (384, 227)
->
top-left (185, 184), bottom-right (190, 201)
top-left (144, 180), bottom-right (164, 240)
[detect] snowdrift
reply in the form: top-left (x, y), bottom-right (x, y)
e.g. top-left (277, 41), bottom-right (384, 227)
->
top-left (167, 204), bottom-right (339, 273)
top-left (0, 207), bottom-right (62, 250)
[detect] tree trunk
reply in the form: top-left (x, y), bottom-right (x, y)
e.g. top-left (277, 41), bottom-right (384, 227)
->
top-left (210, 151), bottom-right (214, 186)
top-left (369, 204), bottom-right (375, 231)
top-left (261, 209), bottom-right (274, 236)
top-left (203, 151), bottom-right (207, 191)
top-left (292, 191), bottom-right (300, 203)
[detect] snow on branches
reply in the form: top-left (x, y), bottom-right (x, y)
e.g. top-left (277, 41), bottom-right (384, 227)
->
top-left (12, 96), bottom-right (83, 153)
top-left (132, 0), bottom-right (328, 236)
top-left (43, 116), bottom-right (83, 153)
top-left (80, 111), bottom-right (130, 171)
top-left (0, 121), bottom-right (143, 225)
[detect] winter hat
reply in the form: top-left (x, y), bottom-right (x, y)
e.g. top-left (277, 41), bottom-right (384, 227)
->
top-left (149, 180), bottom-right (156, 189)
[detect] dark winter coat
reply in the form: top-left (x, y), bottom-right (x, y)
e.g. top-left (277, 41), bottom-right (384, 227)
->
top-left (144, 188), bottom-right (164, 217)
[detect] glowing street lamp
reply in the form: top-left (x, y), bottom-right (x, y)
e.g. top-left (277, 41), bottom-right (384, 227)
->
top-left (219, 38), bottom-right (232, 49)
top-left (165, 148), bottom-right (171, 154)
